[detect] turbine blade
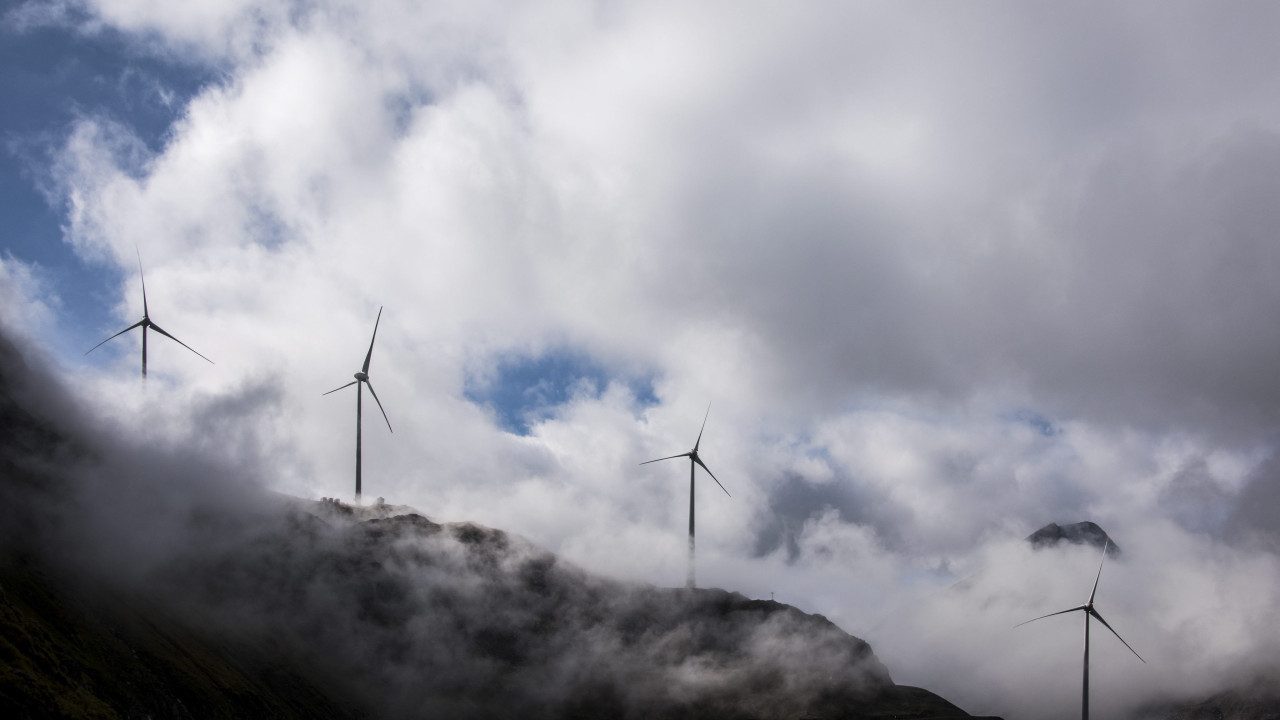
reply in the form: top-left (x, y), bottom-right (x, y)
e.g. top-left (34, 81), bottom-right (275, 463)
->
top-left (1089, 607), bottom-right (1145, 663)
top-left (362, 306), bottom-right (383, 374)
top-left (364, 380), bottom-right (393, 433)
top-left (1089, 537), bottom-right (1110, 605)
top-left (1014, 605), bottom-right (1086, 628)
top-left (693, 455), bottom-right (730, 497)
top-left (84, 319), bottom-right (146, 355)
top-left (136, 246), bottom-right (148, 318)
top-left (640, 452), bottom-right (691, 465)
top-left (694, 402), bottom-right (711, 451)
top-left (148, 322), bottom-right (214, 364)
top-left (323, 380), bottom-right (358, 395)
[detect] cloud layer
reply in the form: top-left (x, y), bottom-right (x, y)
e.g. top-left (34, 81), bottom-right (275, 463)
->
top-left (9, 1), bottom-right (1280, 717)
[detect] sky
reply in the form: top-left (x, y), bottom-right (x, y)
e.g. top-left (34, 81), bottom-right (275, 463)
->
top-left (4, 1), bottom-right (1280, 717)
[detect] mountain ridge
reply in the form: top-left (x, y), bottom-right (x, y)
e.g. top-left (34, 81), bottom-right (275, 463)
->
top-left (2, 498), bottom-right (995, 719)
top-left (0, 325), bottom-right (996, 718)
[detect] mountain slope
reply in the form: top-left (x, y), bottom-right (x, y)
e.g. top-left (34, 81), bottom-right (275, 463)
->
top-left (2, 502), bottom-right (986, 719)
top-left (0, 554), bottom-right (362, 720)
top-left (0, 326), bottom-right (993, 719)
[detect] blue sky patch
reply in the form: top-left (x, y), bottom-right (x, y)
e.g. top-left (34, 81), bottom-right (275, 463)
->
top-left (1, 16), bottom-right (217, 345)
top-left (465, 349), bottom-right (657, 435)
top-left (1010, 409), bottom-right (1061, 437)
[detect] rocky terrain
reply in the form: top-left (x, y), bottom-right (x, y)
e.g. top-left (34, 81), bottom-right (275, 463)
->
top-left (1, 505), bottom-right (987, 719)
top-left (1026, 521), bottom-right (1119, 555)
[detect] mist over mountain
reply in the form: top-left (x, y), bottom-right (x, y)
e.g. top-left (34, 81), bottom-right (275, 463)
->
top-left (0, 330), bottom-right (989, 719)
top-left (11, 2), bottom-right (1280, 718)
top-left (1135, 679), bottom-right (1280, 720)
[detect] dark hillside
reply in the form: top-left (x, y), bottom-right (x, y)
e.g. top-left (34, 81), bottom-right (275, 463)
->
top-left (0, 327), bottom-right (991, 719)
top-left (0, 554), bottom-right (362, 720)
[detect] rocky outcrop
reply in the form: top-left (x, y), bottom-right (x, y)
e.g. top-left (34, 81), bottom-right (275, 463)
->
top-left (1026, 521), bottom-right (1119, 555)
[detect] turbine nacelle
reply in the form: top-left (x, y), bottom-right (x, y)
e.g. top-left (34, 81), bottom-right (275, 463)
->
top-left (355, 371), bottom-right (369, 382)
top-left (639, 404), bottom-right (730, 497)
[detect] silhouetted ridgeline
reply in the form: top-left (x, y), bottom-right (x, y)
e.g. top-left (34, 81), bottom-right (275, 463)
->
top-left (0, 326), bottom-right (993, 718)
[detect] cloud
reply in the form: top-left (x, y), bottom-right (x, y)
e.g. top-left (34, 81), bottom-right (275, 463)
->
top-left (0, 255), bottom-right (59, 340)
top-left (871, 526), bottom-right (1280, 720)
top-left (13, 1), bottom-right (1280, 717)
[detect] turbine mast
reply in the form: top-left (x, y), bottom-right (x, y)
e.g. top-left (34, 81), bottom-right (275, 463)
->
top-left (1083, 611), bottom-right (1091, 720)
top-left (356, 380), bottom-right (364, 503)
top-left (139, 248), bottom-right (149, 379)
top-left (639, 404), bottom-right (728, 591)
top-left (688, 458), bottom-right (696, 589)
top-left (1015, 537), bottom-right (1141, 720)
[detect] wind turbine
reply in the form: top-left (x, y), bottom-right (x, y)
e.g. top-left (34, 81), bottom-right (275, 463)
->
top-left (84, 249), bottom-right (214, 378)
top-left (640, 404), bottom-right (730, 589)
top-left (323, 307), bottom-right (393, 503)
top-left (1016, 538), bottom-right (1144, 720)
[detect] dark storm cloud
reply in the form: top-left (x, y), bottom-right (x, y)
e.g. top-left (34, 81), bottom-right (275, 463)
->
top-left (1004, 128), bottom-right (1280, 437)
top-left (1229, 451), bottom-right (1280, 547)
top-left (576, 2), bottom-right (1280, 444)
top-left (659, 96), bottom-right (1280, 442)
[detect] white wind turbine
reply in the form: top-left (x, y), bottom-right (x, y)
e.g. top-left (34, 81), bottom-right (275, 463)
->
top-left (84, 249), bottom-right (213, 378)
top-left (1016, 538), bottom-right (1144, 720)
top-left (323, 307), bottom-right (393, 503)
top-left (640, 404), bottom-right (730, 589)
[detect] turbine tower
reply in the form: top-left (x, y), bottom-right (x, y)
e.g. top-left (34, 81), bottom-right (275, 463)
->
top-left (323, 307), bottom-right (393, 503)
top-left (640, 404), bottom-right (730, 589)
top-left (1016, 538), bottom-right (1145, 720)
top-left (84, 249), bottom-right (214, 377)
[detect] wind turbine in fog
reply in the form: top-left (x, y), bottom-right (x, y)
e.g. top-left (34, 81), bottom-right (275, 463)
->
top-left (84, 249), bottom-right (214, 378)
top-left (640, 404), bottom-right (730, 589)
top-left (1016, 537), bottom-right (1144, 720)
top-left (323, 307), bottom-right (393, 503)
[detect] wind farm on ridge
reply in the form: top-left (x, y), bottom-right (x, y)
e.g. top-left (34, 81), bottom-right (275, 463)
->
top-left (76, 249), bottom-right (1159, 720)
